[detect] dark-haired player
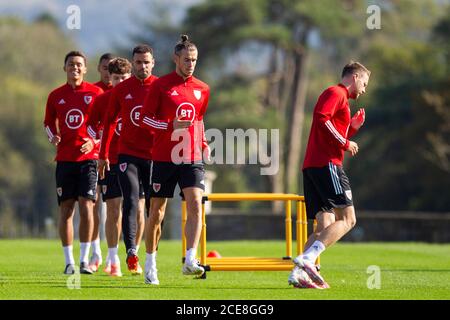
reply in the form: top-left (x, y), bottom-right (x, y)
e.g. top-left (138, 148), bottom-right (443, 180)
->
top-left (44, 51), bottom-right (103, 275)
top-left (99, 45), bottom-right (158, 275)
top-left (89, 52), bottom-right (115, 270)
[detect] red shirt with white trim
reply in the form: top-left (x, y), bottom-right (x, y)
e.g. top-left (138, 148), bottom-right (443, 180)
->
top-left (140, 71), bottom-right (209, 163)
top-left (100, 75), bottom-right (157, 161)
top-left (87, 91), bottom-right (122, 164)
top-left (44, 82), bottom-right (104, 162)
top-left (303, 84), bottom-right (359, 169)
top-left (94, 81), bottom-right (113, 92)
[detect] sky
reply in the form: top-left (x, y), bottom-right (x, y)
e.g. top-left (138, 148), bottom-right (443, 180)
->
top-left (0, 0), bottom-right (201, 55)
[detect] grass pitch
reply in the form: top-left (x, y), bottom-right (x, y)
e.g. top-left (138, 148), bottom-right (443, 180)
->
top-left (0, 240), bottom-right (448, 300)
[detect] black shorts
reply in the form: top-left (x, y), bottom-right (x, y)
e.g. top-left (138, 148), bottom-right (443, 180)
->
top-left (303, 163), bottom-right (353, 219)
top-left (55, 160), bottom-right (98, 205)
top-left (99, 164), bottom-right (145, 201)
top-left (150, 162), bottom-right (205, 198)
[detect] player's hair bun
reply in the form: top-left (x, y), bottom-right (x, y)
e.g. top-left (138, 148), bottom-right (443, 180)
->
top-left (180, 34), bottom-right (189, 42)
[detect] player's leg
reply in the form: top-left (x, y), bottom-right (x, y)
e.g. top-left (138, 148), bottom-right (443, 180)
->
top-left (117, 155), bottom-right (141, 274)
top-left (77, 160), bottom-right (98, 274)
top-left (103, 165), bottom-right (123, 276)
top-left (180, 163), bottom-right (206, 276)
top-left (133, 159), bottom-right (151, 274)
top-left (59, 199), bottom-right (76, 274)
top-left (294, 165), bottom-right (354, 287)
top-left (89, 185), bottom-right (103, 272)
top-left (105, 197), bottom-right (122, 276)
top-left (56, 161), bottom-right (77, 274)
top-left (144, 197), bottom-right (167, 285)
top-left (316, 206), bottom-right (356, 247)
top-left (144, 161), bottom-right (177, 285)
top-left (302, 211), bottom-right (335, 252)
top-left (290, 167), bottom-right (331, 288)
top-left (305, 164), bottom-right (355, 250)
top-left (78, 197), bottom-right (95, 274)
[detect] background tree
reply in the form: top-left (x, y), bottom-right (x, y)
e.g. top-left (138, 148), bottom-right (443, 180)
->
top-left (0, 16), bottom-right (74, 236)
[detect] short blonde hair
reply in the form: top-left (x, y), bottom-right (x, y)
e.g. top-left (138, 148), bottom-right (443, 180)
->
top-left (342, 61), bottom-right (371, 78)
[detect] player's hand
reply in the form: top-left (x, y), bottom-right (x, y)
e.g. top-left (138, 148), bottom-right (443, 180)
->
top-left (350, 108), bottom-right (365, 130)
top-left (50, 135), bottom-right (61, 146)
top-left (173, 116), bottom-right (192, 129)
top-left (98, 159), bottom-right (110, 180)
top-left (346, 141), bottom-right (359, 156)
top-left (80, 138), bottom-right (94, 154)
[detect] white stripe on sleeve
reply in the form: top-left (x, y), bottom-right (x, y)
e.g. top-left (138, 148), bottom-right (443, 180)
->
top-left (142, 116), bottom-right (168, 130)
top-left (325, 120), bottom-right (346, 145)
top-left (45, 126), bottom-right (54, 141)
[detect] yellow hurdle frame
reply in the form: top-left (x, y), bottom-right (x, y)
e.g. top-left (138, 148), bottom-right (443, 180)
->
top-left (181, 193), bottom-right (320, 276)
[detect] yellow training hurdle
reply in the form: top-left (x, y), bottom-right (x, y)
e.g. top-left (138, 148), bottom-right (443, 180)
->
top-left (181, 193), bottom-right (319, 277)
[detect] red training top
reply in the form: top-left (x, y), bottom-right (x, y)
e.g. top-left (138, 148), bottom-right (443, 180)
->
top-left (140, 71), bottom-right (209, 163)
top-left (44, 82), bottom-right (103, 162)
top-left (87, 91), bottom-right (122, 164)
top-left (100, 75), bottom-right (158, 161)
top-left (94, 81), bottom-right (113, 92)
top-left (303, 84), bottom-right (359, 169)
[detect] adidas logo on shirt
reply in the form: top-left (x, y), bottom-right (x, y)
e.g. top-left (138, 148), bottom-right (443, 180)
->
top-left (58, 99), bottom-right (66, 104)
top-left (171, 90), bottom-right (179, 96)
top-left (125, 94), bottom-right (133, 100)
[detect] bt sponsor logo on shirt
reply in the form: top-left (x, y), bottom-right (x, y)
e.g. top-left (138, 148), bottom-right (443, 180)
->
top-left (114, 118), bottom-right (122, 136)
top-left (176, 103), bottom-right (196, 122)
top-left (65, 109), bottom-right (84, 129)
top-left (130, 106), bottom-right (142, 127)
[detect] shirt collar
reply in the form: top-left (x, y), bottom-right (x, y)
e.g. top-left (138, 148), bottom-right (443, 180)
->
top-left (172, 71), bottom-right (193, 84)
top-left (134, 75), bottom-right (155, 85)
top-left (338, 83), bottom-right (350, 99)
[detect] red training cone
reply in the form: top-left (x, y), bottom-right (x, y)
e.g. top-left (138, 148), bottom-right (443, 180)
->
top-left (207, 250), bottom-right (221, 258)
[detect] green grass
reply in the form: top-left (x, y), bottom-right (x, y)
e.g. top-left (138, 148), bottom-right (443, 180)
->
top-left (0, 240), bottom-right (449, 300)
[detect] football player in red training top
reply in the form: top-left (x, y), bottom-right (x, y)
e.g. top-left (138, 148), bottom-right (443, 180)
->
top-left (99, 45), bottom-right (158, 275)
top-left (140, 35), bottom-right (211, 285)
top-left (87, 57), bottom-right (141, 277)
top-left (288, 61), bottom-right (370, 289)
top-left (89, 53), bottom-right (115, 269)
top-left (44, 51), bottom-right (104, 275)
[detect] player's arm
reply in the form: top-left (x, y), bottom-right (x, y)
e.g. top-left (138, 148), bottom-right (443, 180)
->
top-left (86, 97), bottom-right (103, 140)
top-left (98, 89), bottom-right (120, 178)
top-left (81, 92), bottom-right (104, 154)
top-left (315, 90), bottom-right (351, 151)
top-left (199, 89), bottom-right (210, 160)
top-left (43, 93), bottom-right (60, 146)
top-left (140, 82), bottom-right (191, 132)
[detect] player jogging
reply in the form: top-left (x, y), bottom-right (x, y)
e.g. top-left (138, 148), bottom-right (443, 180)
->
top-left (88, 52), bottom-right (115, 272)
top-left (288, 61), bottom-right (370, 289)
top-left (140, 35), bottom-right (210, 285)
top-left (99, 45), bottom-right (157, 275)
top-left (87, 57), bottom-right (142, 277)
top-left (44, 51), bottom-right (103, 275)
